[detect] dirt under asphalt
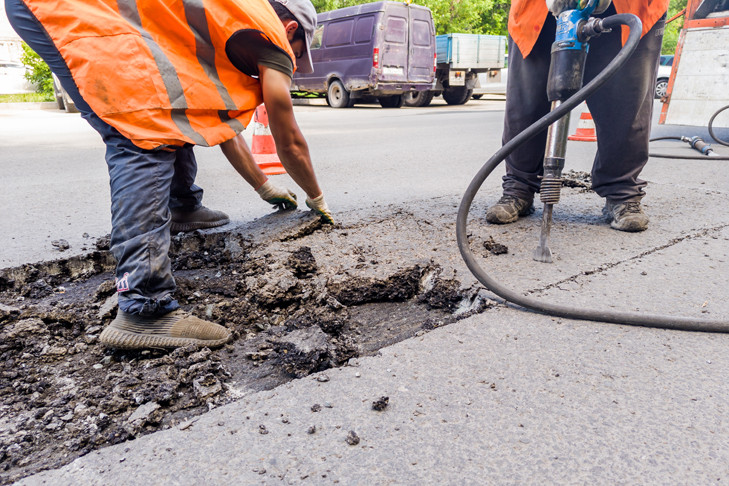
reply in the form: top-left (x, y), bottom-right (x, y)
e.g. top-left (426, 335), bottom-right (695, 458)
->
top-left (0, 172), bottom-right (615, 484)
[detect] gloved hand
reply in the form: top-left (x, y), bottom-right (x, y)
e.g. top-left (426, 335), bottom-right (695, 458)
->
top-left (256, 180), bottom-right (298, 210)
top-left (305, 194), bottom-right (334, 224)
top-left (546, 0), bottom-right (611, 15)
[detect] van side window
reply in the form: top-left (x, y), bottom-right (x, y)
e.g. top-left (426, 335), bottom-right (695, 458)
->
top-left (354, 15), bottom-right (374, 44)
top-left (384, 16), bottom-right (407, 44)
top-left (325, 18), bottom-right (354, 47)
top-left (311, 25), bottom-right (324, 50)
top-left (412, 19), bottom-right (431, 46)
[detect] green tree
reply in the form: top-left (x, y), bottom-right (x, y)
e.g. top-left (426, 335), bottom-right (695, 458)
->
top-left (20, 42), bottom-right (54, 98)
top-left (311, 0), bottom-right (511, 36)
top-left (662, 0), bottom-right (688, 54)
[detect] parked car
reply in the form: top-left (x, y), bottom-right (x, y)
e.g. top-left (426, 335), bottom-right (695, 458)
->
top-left (290, 1), bottom-right (436, 108)
top-left (472, 53), bottom-right (508, 98)
top-left (51, 73), bottom-right (78, 112)
top-left (655, 54), bottom-right (673, 98)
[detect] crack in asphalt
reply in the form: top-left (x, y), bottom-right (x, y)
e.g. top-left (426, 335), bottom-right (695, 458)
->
top-left (530, 222), bottom-right (729, 294)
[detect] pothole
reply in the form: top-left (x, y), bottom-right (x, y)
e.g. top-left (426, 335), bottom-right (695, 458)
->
top-left (0, 222), bottom-right (494, 484)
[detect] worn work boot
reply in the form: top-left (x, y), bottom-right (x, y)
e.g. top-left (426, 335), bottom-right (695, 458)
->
top-left (485, 194), bottom-right (534, 224)
top-left (100, 309), bottom-right (231, 350)
top-left (170, 206), bottom-right (230, 233)
top-left (603, 200), bottom-right (649, 232)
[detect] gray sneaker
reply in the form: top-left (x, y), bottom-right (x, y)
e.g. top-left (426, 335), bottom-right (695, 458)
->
top-left (603, 200), bottom-right (649, 232)
top-left (171, 206), bottom-right (229, 233)
top-left (486, 195), bottom-right (534, 224)
top-left (100, 309), bottom-right (231, 350)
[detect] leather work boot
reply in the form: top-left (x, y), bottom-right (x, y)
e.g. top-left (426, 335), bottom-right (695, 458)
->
top-left (485, 195), bottom-right (534, 224)
top-left (170, 206), bottom-right (229, 233)
top-left (100, 309), bottom-right (231, 350)
top-left (603, 200), bottom-right (649, 232)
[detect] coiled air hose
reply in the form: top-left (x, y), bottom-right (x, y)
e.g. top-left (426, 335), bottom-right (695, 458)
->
top-left (456, 13), bottom-right (729, 333)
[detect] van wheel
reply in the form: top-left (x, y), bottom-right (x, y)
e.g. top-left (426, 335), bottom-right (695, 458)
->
top-left (443, 87), bottom-right (473, 105)
top-left (403, 91), bottom-right (433, 107)
top-left (327, 80), bottom-right (351, 108)
top-left (378, 95), bottom-right (404, 108)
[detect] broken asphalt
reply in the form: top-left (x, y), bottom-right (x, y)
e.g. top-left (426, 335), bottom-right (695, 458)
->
top-left (3, 101), bottom-right (729, 484)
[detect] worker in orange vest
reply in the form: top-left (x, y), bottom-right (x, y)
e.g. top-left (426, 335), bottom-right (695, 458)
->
top-left (7, 0), bottom-right (331, 350)
top-left (486, 0), bottom-right (668, 232)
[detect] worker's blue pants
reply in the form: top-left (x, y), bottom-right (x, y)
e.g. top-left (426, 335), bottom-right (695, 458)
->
top-left (502, 5), bottom-right (665, 203)
top-left (6, 0), bottom-right (204, 316)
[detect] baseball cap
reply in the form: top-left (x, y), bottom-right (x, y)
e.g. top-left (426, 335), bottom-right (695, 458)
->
top-left (272, 0), bottom-right (316, 74)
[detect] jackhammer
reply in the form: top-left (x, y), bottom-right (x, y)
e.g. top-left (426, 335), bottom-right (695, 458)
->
top-left (456, 0), bottom-right (729, 332)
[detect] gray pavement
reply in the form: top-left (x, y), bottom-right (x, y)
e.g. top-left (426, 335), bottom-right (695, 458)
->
top-left (4, 99), bottom-right (729, 484)
top-left (18, 306), bottom-right (729, 485)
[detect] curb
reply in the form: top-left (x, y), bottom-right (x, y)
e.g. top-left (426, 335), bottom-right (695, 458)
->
top-left (0, 101), bottom-right (59, 111)
top-left (292, 98), bottom-right (327, 106)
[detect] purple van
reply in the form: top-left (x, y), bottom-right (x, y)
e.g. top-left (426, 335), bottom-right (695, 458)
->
top-left (290, 1), bottom-right (436, 108)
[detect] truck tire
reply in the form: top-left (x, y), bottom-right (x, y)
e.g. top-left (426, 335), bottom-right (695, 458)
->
top-left (443, 87), bottom-right (473, 105)
top-left (327, 80), bottom-right (352, 109)
top-left (403, 91), bottom-right (434, 107)
top-left (378, 95), bottom-right (404, 108)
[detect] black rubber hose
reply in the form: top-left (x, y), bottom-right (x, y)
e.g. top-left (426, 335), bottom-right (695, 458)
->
top-left (708, 104), bottom-right (729, 147)
top-left (649, 107), bottom-right (729, 159)
top-left (456, 13), bottom-right (729, 333)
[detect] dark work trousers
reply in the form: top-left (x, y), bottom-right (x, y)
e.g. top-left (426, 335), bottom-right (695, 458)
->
top-left (502, 5), bottom-right (665, 203)
top-left (6, 0), bottom-right (204, 316)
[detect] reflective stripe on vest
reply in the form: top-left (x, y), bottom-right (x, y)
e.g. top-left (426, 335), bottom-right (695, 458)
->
top-left (23, 0), bottom-right (294, 150)
top-left (509, 0), bottom-right (670, 58)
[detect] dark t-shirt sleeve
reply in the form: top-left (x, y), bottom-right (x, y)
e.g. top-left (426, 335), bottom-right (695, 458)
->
top-left (225, 29), bottom-right (294, 79)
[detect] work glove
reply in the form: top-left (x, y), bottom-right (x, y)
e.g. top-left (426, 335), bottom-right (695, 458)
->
top-left (305, 194), bottom-right (334, 225)
top-left (256, 180), bottom-right (298, 210)
top-left (546, 0), bottom-right (611, 16)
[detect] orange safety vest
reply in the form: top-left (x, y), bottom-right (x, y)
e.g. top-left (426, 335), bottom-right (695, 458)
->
top-left (22, 0), bottom-right (295, 150)
top-left (509, 0), bottom-right (670, 58)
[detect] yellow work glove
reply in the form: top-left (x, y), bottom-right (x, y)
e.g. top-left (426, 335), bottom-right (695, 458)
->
top-left (305, 194), bottom-right (334, 224)
top-left (256, 180), bottom-right (298, 210)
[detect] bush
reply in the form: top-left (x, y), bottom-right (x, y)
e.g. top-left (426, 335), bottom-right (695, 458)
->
top-left (20, 42), bottom-right (54, 97)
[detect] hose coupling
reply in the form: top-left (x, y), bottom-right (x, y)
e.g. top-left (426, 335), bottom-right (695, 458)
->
top-left (684, 136), bottom-right (714, 155)
top-left (579, 17), bottom-right (610, 41)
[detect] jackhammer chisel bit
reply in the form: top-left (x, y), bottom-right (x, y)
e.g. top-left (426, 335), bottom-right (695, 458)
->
top-left (533, 102), bottom-right (569, 263)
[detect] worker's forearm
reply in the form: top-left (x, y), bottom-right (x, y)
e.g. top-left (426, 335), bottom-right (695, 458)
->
top-left (220, 135), bottom-right (267, 190)
top-left (259, 66), bottom-right (326, 200)
top-left (273, 130), bottom-right (322, 200)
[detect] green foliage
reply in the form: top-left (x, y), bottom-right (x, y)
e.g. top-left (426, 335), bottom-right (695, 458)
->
top-left (0, 92), bottom-right (53, 103)
top-left (310, 0), bottom-right (511, 36)
top-left (20, 42), bottom-right (54, 97)
top-left (662, 0), bottom-right (688, 54)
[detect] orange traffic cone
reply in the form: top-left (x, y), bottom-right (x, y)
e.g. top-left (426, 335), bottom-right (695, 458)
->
top-left (568, 107), bottom-right (597, 142)
top-left (251, 104), bottom-right (286, 175)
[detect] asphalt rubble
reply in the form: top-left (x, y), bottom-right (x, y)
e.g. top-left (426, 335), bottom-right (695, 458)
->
top-left (2, 168), bottom-right (729, 484)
